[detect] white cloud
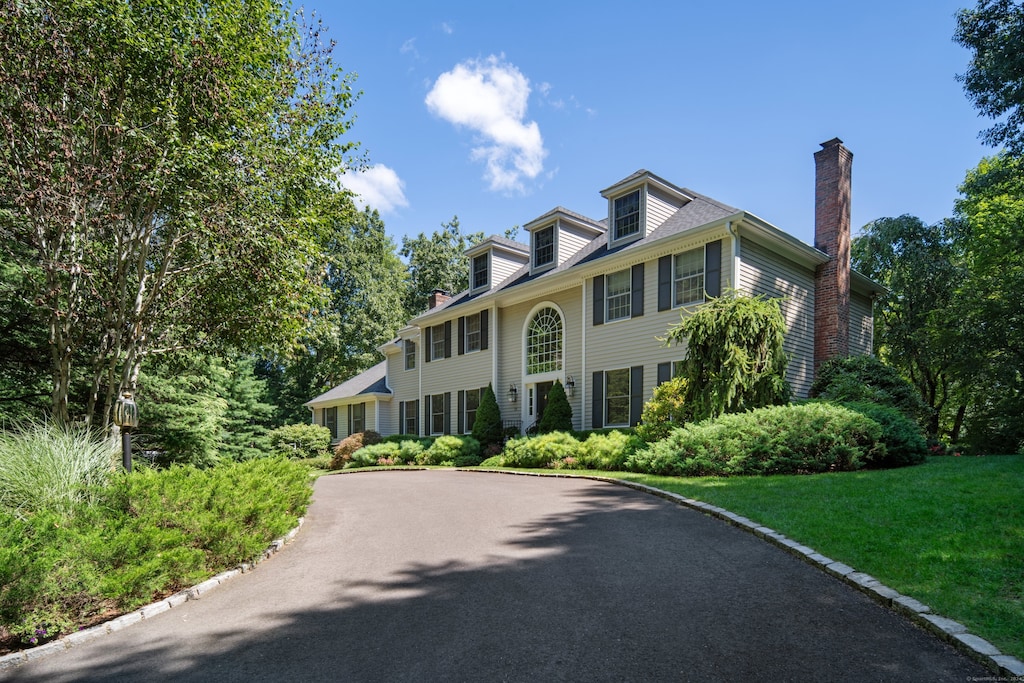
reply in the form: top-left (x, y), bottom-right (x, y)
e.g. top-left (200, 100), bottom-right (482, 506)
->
top-left (440, 21), bottom-right (454, 35)
top-left (400, 38), bottom-right (419, 59)
top-left (425, 54), bottom-right (547, 193)
top-left (338, 165), bottom-right (409, 214)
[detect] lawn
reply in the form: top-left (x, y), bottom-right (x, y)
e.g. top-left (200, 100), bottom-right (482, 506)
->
top-left (589, 456), bottom-right (1023, 661)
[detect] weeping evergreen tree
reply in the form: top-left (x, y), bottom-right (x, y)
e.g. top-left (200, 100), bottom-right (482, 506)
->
top-left (537, 380), bottom-right (573, 433)
top-left (666, 292), bottom-right (790, 422)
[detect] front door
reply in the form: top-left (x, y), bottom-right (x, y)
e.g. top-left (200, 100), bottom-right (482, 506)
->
top-left (535, 381), bottom-right (554, 424)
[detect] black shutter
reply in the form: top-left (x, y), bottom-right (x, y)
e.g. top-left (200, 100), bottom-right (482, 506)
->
top-left (443, 392), bottom-right (451, 435)
top-left (457, 390), bottom-right (465, 434)
top-left (424, 326), bottom-right (432, 363)
top-left (705, 239), bottom-right (722, 298)
top-left (481, 310), bottom-right (489, 350)
top-left (630, 365), bottom-right (644, 427)
top-left (458, 317), bottom-right (465, 355)
top-left (658, 255), bottom-right (672, 311)
top-left (399, 402), bottom-right (406, 435)
top-left (657, 362), bottom-right (671, 385)
top-left (424, 395), bottom-right (430, 435)
top-left (444, 321), bottom-right (452, 358)
top-left (347, 405), bottom-right (353, 436)
top-left (631, 263), bottom-right (645, 318)
top-left (593, 276), bottom-right (605, 326)
top-left (592, 371), bottom-right (604, 429)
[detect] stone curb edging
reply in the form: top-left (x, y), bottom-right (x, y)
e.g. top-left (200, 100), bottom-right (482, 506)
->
top-left (0, 517), bottom-right (305, 674)
top-left (463, 468), bottom-right (1024, 679)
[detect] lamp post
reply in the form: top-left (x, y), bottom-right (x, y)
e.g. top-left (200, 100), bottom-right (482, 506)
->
top-left (113, 391), bottom-right (139, 472)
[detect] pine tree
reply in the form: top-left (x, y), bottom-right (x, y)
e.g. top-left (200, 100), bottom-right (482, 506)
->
top-left (538, 380), bottom-right (573, 433)
top-left (471, 384), bottom-right (503, 447)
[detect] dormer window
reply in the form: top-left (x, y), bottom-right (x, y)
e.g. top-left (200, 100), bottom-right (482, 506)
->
top-left (534, 225), bottom-right (554, 268)
top-left (471, 253), bottom-right (489, 290)
top-left (613, 190), bottom-right (641, 241)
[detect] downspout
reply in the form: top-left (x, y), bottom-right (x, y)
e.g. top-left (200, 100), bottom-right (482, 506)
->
top-left (581, 280), bottom-right (587, 430)
top-left (492, 303), bottom-right (498, 391)
top-left (726, 220), bottom-right (740, 291)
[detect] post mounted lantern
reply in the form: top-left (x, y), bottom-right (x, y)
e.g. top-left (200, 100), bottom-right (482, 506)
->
top-left (113, 391), bottom-right (139, 472)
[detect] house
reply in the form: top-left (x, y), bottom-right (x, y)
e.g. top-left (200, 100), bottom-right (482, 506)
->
top-left (305, 138), bottom-right (883, 440)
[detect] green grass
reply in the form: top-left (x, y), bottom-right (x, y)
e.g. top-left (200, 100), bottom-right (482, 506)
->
top-left (587, 456), bottom-right (1024, 661)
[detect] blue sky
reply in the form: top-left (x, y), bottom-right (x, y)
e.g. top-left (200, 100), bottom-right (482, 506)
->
top-left (316, 0), bottom-right (991, 249)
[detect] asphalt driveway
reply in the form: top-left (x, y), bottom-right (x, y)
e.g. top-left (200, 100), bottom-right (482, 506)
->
top-left (5, 470), bottom-right (988, 682)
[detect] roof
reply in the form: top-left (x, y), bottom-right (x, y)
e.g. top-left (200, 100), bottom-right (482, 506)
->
top-left (303, 361), bottom-right (390, 407)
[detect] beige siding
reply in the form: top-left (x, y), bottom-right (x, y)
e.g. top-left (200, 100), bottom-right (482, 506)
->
top-left (737, 237), bottom-right (815, 397)
top-left (850, 292), bottom-right (874, 356)
top-left (557, 222), bottom-right (592, 266)
top-left (492, 251), bottom-right (527, 287)
top-left (645, 186), bottom-right (682, 235)
top-left (386, 342), bottom-right (420, 435)
top-left (419, 308), bottom-right (495, 435)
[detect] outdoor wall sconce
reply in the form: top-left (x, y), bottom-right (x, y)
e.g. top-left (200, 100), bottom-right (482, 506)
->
top-left (113, 391), bottom-right (139, 472)
top-left (508, 383), bottom-right (519, 403)
top-left (565, 375), bottom-right (576, 397)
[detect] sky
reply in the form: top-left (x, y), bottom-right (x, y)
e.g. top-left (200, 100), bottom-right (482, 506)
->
top-left (312, 0), bottom-right (992, 249)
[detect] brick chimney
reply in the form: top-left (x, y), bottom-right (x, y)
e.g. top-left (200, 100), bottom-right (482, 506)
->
top-left (813, 138), bottom-right (852, 373)
top-left (428, 289), bottom-right (451, 309)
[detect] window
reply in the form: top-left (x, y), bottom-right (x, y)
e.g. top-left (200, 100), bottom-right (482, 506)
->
top-left (673, 246), bottom-right (705, 306)
top-left (605, 268), bottom-right (632, 321)
top-left (465, 312), bottom-right (482, 353)
top-left (350, 403), bottom-right (365, 434)
top-left (472, 253), bottom-right (489, 290)
top-left (404, 340), bottom-right (416, 370)
top-left (605, 369), bottom-right (631, 426)
top-left (534, 225), bottom-right (554, 267)
top-left (325, 406), bottom-right (338, 439)
top-left (404, 399), bottom-right (419, 435)
top-left (431, 394), bottom-right (445, 435)
top-left (464, 388), bottom-right (481, 433)
top-left (613, 190), bottom-right (641, 241)
top-left (431, 324), bottom-right (446, 361)
top-left (527, 307), bottom-right (562, 374)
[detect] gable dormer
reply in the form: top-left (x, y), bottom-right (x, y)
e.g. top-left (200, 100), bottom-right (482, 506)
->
top-left (601, 171), bottom-right (692, 247)
top-left (465, 236), bottom-right (529, 294)
top-left (524, 207), bottom-right (605, 275)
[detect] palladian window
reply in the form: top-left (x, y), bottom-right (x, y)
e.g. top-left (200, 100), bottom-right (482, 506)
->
top-left (526, 307), bottom-right (563, 374)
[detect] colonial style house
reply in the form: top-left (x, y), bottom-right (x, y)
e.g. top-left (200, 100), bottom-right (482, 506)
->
top-left (305, 138), bottom-right (882, 440)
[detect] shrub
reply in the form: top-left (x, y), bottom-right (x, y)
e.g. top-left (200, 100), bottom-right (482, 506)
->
top-left (396, 439), bottom-right (427, 464)
top-left (841, 401), bottom-right (928, 467)
top-left (578, 430), bottom-right (643, 470)
top-left (501, 432), bottom-right (581, 468)
top-left (416, 435), bottom-right (481, 466)
top-left (471, 385), bottom-right (504, 448)
top-left (537, 380), bottom-right (573, 433)
top-left (268, 423), bottom-right (331, 459)
top-left (626, 403), bottom-right (884, 477)
top-left (329, 431), bottom-right (382, 470)
top-left (348, 442), bottom-right (402, 468)
top-left (636, 376), bottom-right (691, 443)
top-left (810, 355), bottom-right (928, 425)
top-left (0, 421), bottom-right (116, 517)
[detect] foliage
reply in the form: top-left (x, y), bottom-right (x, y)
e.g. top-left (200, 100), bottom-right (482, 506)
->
top-left (348, 442), bottom-right (402, 467)
top-left (0, 458), bottom-right (310, 645)
top-left (537, 380), bottom-right (573, 433)
top-left (471, 384), bottom-right (503, 448)
top-left (577, 430), bottom-right (642, 470)
top-left (217, 357), bottom-right (275, 461)
top-left (400, 216), bottom-right (484, 314)
top-left (851, 216), bottom-right (967, 437)
top-left (0, 246), bottom-right (50, 422)
top-left (329, 431), bottom-right (383, 470)
top-left (0, 0), bottom-right (361, 428)
top-left (625, 403), bottom-right (884, 477)
top-left (0, 421), bottom-right (116, 517)
top-left (809, 355), bottom-right (929, 426)
top-left (416, 435), bottom-right (481, 466)
top-left (840, 402), bottom-right (928, 468)
top-left (636, 376), bottom-right (691, 443)
top-left (501, 432), bottom-right (582, 469)
top-left (665, 292), bottom-right (791, 422)
top-left (955, 0), bottom-right (1024, 154)
top-left (268, 423), bottom-right (332, 459)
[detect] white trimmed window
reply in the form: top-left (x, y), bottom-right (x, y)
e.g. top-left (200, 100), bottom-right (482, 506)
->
top-left (431, 324), bottom-right (446, 361)
top-left (534, 225), bottom-right (554, 267)
top-left (472, 253), bottom-right (489, 290)
top-left (351, 403), bottom-right (365, 434)
top-left (404, 340), bottom-right (416, 370)
top-left (430, 394), bottom-right (445, 435)
top-left (606, 268), bottom-right (632, 321)
top-left (404, 399), bottom-right (419, 435)
top-left (465, 312), bottom-right (482, 353)
top-left (605, 369), bottom-right (631, 426)
top-left (527, 307), bottom-right (563, 375)
top-left (673, 246), bottom-right (705, 306)
top-left (464, 388), bottom-right (481, 433)
top-left (613, 190), bottom-right (641, 241)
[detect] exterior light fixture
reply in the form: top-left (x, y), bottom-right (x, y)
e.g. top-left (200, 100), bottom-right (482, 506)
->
top-left (113, 391), bottom-right (139, 472)
top-left (565, 375), bottom-right (576, 397)
top-left (508, 383), bottom-right (519, 403)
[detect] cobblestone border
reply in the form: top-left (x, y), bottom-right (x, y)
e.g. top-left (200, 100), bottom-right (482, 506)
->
top-left (0, 518), bottom-right (305, 674)
top-left (467, 469), bottom-right (1024, 679)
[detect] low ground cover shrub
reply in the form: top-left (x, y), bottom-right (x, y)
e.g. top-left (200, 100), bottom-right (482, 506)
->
top-left (268, 423), bottom-right (331, 459)
top-left (626, 403), bottom-right (884, 476)
top-left (576, 430), bottom-right (643, 470)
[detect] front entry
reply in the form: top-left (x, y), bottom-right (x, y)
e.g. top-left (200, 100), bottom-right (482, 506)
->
top-left (535, 381), bottom-right (554, 425)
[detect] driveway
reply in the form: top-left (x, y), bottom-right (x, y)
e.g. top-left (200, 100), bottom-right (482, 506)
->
top-left (6, 470), bottom-right (988, 682)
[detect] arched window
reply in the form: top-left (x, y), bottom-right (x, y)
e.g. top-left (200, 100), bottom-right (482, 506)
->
top-left (526, 306), bottom-right (563, 374)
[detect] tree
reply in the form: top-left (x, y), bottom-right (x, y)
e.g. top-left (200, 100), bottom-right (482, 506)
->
top-left (955, 0), bottom-right (1024, 154)
top-left (0, 0), bottom-right (360, 429)
top-left (400, 216), bottom-right (484, 313)
top-left (851, 215), bottom-right (967, 437)
top-left (471, 384), bottom-right (503, 447)
top-left (665, 293), bottom-right (791, 422)
top-left (537, 380), bottom-right (573, 433)
top-left (636, 375), bottom-right (691, 443)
